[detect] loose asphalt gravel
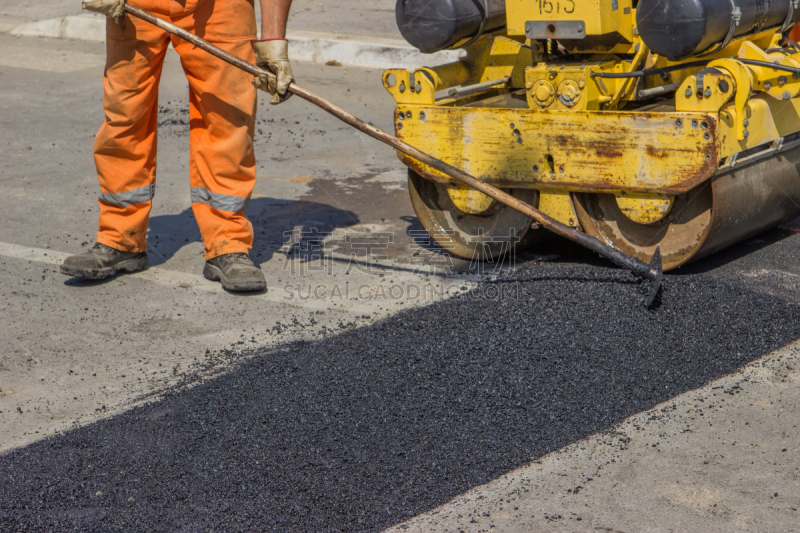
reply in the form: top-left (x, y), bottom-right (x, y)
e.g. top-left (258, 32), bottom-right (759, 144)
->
top-left (3, 243), bottom-right (800, 532)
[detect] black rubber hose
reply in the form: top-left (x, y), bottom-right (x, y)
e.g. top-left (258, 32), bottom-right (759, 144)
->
top-left (591, 57), bottom-right (800, 79)
top-left (736, 58), bottom-right (800, 75)
top-left (590, 60), bottom-right (711, 79)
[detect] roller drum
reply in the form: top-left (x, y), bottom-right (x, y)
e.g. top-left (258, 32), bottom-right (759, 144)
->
top-left (574, 146), bottom-right (800, 270)
top-left (636, 0), bottom-right (800, 61)
top-left (396, 0), bottom-right (507, 53)
top-left (696, 147), bottom-right (800, 261)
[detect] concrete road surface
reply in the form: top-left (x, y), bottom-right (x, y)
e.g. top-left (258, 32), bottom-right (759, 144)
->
top-left (0, 33), bottom-right (478, 452)
top-left (2, 33), bottom-right (800, 533)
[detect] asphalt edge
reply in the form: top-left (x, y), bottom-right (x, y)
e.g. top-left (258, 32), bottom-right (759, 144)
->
top-left (5, 14), bottom-right (462, 70)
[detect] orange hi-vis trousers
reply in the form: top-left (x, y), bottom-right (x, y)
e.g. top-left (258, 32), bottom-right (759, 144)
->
top-left (790, 24), bottom-right (800, 45)
top-left (95, 0), bottom-right (258, 260)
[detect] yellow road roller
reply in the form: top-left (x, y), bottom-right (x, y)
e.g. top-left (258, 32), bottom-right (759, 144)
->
top-left (386, 0), bottom-right (800, 270)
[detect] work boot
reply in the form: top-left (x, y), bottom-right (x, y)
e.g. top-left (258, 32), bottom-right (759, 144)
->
top-left (203, 253), bottom-right (266, 292)
top-left (60, 243), bottom-right (148, 280)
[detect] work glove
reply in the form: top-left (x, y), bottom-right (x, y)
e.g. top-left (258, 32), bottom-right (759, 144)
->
top-left (251, 39), bottom-right (295, 105)
top-left (82, 0), bottom-right (126, 24)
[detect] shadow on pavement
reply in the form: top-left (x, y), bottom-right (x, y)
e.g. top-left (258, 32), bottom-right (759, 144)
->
top-left (146, 197), bottom-right (360, 267)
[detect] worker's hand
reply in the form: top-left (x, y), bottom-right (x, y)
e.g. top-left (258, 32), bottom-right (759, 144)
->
top-left (82, 0), bottom-right (126, 24)
top-left (251, 39), bottom-right (295, 105)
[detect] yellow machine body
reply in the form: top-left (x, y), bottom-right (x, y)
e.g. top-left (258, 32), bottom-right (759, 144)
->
top-left (385, 0), bottom-right (800, 269)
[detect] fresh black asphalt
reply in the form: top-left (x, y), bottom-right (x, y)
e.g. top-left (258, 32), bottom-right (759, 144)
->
top-left (2, 224), bottom-right (800, 532)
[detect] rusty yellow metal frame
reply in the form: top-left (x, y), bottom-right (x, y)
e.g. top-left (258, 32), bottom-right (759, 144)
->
top-left (384, 36), bottom-right (536, 107)
top-left (718, 96), bottom-right (800, 158)
top-left (384, 22), bottom-right (800, 226)
top-left (675, 41), bottom-right (800, 157)
top-left (393, 104), bottom-right (718, 196)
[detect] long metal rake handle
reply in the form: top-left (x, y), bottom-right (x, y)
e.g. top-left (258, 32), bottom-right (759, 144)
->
top-left (123, 5), bottom-right (663, 296)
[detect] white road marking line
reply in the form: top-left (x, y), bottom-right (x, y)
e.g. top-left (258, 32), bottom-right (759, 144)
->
top-left (743, 268), bottom-right (800, 279)
top-left (0, 242), bottom-right (468, 314)
top-left (0, 242), bottom-right (345, 311)
top-left (0, 242), bottom-right (71, 264)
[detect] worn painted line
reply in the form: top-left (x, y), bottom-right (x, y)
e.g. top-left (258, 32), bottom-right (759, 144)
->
top-left (0, 242), bottom-right (70, 265)
top-left (0, 242), bottom-right (345, 312)
top-left (0, 242), bottom-right (468, 314)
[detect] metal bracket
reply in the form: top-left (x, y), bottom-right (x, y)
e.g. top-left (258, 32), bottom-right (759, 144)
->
top-left (719, 136), bottom-right (800, 172)
top-left (525, 20), bottom-right (586, 40)
top-left (708, 58), bottom-right (752, 140)
top-left (698, 0), bottom-right (741, 57)
top-left (781, 0), bottom-right (800, 33)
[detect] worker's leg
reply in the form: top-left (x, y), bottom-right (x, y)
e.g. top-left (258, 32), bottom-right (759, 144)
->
top-left (172, 0), bottom-right (259, 260)
top-left (790, 24), bottom-right (800, 45)
top-left (94, 0), bottom-right (170, 253)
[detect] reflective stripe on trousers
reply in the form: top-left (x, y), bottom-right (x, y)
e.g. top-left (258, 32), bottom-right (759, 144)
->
top-left (99, 183), bottom-right (156, 207)
top-left (190, 187), bottom-right (250, 213)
